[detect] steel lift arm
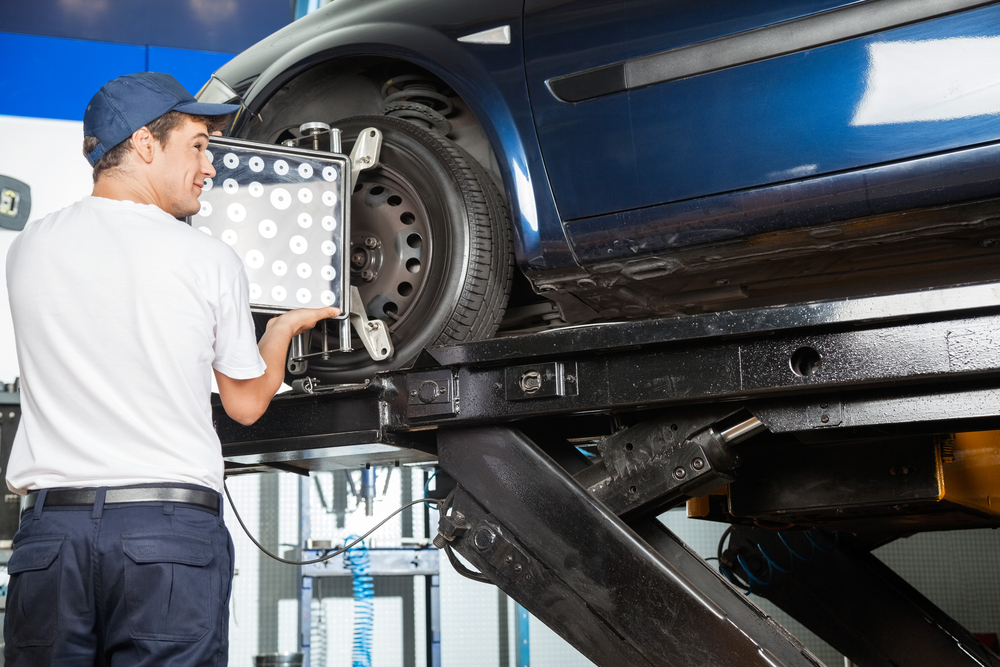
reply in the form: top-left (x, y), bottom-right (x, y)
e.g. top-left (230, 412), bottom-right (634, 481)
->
top-left (216, 281), bottom-right (1000, 667)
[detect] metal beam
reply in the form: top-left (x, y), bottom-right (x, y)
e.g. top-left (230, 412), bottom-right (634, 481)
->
top-left (437, 426), bottom-right (824, 667)
top-left (726, 527), bottom-right (1000, 667)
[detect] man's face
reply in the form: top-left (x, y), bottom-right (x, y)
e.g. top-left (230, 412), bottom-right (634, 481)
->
top-left (148, 116), bottom-right (215, 218)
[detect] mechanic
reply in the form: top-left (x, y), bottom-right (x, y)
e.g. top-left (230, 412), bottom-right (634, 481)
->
top-left (3, 72), bottom-right (334, 666)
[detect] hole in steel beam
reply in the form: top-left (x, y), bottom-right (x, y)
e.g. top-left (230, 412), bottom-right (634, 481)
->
top-left (790, 346), bottom-right (822, 377)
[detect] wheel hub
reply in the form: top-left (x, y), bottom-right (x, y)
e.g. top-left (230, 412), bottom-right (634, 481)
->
top-left (350, 234), bottom-right (383, 282)
top-left (349, 177), bottom-right (430, 326)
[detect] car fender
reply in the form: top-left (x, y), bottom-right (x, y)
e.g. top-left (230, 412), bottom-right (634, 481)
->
top-left (237, 20), bottom-right (575, 273)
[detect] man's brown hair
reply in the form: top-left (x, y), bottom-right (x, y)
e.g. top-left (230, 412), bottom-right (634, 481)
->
top-left (83, 111), bottom-right (230, 183)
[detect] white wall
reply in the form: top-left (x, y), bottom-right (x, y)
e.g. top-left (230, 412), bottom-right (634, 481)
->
top-left (0, 115), bottom-right (94, 382)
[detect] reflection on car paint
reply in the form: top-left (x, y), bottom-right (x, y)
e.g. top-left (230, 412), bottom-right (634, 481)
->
top-left (852, 37), bottom-right (1000, 126)
top-left (512, 160), bottom-right (539, 233)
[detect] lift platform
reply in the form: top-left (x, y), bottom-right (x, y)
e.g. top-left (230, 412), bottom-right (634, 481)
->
top-left (216, 280), bottom-right (1000, 667)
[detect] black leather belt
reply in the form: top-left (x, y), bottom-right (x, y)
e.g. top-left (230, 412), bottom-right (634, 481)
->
top-left (22, 486), bottom-right (219, 513)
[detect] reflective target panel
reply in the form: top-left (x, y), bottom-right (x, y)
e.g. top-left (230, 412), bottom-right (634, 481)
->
top-left (189, 137), bottom-right (349, 316)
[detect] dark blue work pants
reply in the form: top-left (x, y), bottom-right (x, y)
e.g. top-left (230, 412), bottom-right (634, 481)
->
top-left (3, 487), bottom-right (234, 666)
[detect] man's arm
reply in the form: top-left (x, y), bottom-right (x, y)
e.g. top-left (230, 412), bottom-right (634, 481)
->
top-left (214, 307), bottom-right (339, 425)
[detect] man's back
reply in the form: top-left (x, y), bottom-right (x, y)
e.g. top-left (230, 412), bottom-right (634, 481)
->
top-left (6, 195), bottom-right (264, 493)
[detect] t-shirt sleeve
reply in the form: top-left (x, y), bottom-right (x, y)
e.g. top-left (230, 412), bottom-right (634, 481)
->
top-left (213, 268), bottom-right (267, 379)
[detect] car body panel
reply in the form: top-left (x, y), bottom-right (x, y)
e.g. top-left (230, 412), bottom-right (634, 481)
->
top-left (527, 1), bottom-right (1000, 229)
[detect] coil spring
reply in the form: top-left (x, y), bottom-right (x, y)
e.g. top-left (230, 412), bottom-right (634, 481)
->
top-left (311, 597), bottom-right (327, 667)
top-left (720, 529), bottom-right (839, 596)
top-left (345, 536), bottom-right (374, 667)
top-left (381, 75), bottom-right (454, 135)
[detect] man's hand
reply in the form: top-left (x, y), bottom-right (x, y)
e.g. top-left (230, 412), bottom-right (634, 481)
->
top-left (265, 307), bottom-right (340, 338)
top-left (215, 306), bottom-right (341, 425)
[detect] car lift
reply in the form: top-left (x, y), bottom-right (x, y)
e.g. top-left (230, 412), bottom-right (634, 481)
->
top-left (217, 280), bottom-right (1000, 667)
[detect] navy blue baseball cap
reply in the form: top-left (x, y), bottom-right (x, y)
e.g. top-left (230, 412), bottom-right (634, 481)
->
top-left (83, 72), bottom-right (240, 167)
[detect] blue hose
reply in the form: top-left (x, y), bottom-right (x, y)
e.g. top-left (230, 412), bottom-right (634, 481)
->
top-left (344, 536), bottom-right (374, 667)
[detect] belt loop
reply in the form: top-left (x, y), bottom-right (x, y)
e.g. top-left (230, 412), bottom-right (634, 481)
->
top-left (162, 502), bottom-right (174, 515)
top-left (217, 491), bottom-right (224, 526)
top-left (32, 489), bottom-right (48, 520)
top-left (92, 488), bottom-right (107, 519)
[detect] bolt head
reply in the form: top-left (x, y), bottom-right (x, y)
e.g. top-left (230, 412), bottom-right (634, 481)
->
top-left (473, 527), bottom-right (497, 551)
top-left (821, 414), bottom-right (830, 423)
top-left (364, 237), bottom-right (378, 248)
top-left (361, 269), bottom-right (374, 281)
top-left (673, 467), bottom-right (687, 480)
top-left (691, 458), bottom-right (705, 471)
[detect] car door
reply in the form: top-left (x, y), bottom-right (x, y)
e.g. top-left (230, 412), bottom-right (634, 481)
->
top-left (524, 0), bottom-right (1000, 256)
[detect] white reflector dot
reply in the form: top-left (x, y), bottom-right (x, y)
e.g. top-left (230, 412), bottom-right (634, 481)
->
top-left (322, 166), bottom-right (337, 182)
top-left (297, 263), bottom-right (312, 279)
top-left (274, 160), bottom-right (289, 175)
top-left (296, 288), bottom-right (311, 304)
top-left (321, 265), bottom-right (336, 281)
top-left (227, 203), bottom-right (246, 222)
top-left (248, 182), bottom-right (263, 198)
top-left (223, 153), bottom-right (239, 169)
top-left (321, 216), bottom-right (336, 231)
top-left (298, 163), bottom-right (313, 178)
top-left (249, 283), bottom-right (262, 300)
top-left (205, 149), bottom-right (214, 163)
top-left (321, 290), bottom-right (335, 305)
top-left (270, 188), bottom-right (291, 210)
top-left (198, 226), bottom-right (212, 235)
top-left (297, 213), bottom-right (313, 228)
top-left (249, 156), bottom-right (264, 172)
top-left (202, 177), bottom-right (213, 191)
top-left (272, 260), bottom-right (287, 276)
top-left (221, 229), bottom-right (238, 245)
top-left (199, 201), bottom-right (212, 217)
top-left (245, 250), bottom-right (264, 268)
top-left (322, 191), bottom-right (336, 206)
top-left (258, 219), bottom-right (277, 239)
top-left (290, 235), bottom-right (308, 255)
top-left (298, 188), bottom-right (313, 204)
top-left (321, 240), bottom-right (336, 256)
top-left (271, 286), bottom-right (286, 302)
top-left (223, 179), bottom-right (238, 194)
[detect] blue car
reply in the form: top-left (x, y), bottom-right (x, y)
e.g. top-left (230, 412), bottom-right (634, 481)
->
top-left (197, 0), bottom-right (1000, 381)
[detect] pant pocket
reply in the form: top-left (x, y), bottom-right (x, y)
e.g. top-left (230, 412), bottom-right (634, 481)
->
top-left (122, 532), bottom-right (215, 642)
top-left (6, 535), bottom-right (65, 647)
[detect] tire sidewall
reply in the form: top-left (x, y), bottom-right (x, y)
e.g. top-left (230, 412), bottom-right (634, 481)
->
top-left (306, 117), bottom-right (473, 382)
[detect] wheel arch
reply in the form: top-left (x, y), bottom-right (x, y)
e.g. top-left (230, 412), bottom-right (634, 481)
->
top-left (236, 23), bottom-right (550, 270)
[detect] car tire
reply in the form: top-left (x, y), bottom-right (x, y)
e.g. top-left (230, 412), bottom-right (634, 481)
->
top-left (289, 115), bottom-right (514, 384)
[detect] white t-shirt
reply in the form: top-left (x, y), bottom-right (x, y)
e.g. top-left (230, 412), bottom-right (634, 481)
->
top-left (5, 196), bottom-right (267, 494)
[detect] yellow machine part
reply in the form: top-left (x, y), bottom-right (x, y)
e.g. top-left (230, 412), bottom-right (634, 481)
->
top-left (938, 431), bottom-right (1000, 517)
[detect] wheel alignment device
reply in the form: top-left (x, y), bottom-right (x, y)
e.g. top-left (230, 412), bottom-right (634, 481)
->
top-left (281, 122), bottom-right (393, 377)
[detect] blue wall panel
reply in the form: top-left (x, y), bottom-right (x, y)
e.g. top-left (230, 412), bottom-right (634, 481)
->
top-left (147, 47), bottom-right (234, 97)
top-left (0, 33), bottom-right (145, 121)
top-left (0, 0), bottom-right (289, 54)
top-left (0, 33), bottom-right (234, 121)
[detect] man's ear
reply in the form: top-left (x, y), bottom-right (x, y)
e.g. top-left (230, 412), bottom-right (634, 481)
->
top-left (132, 127), bottom-right (157, 164)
